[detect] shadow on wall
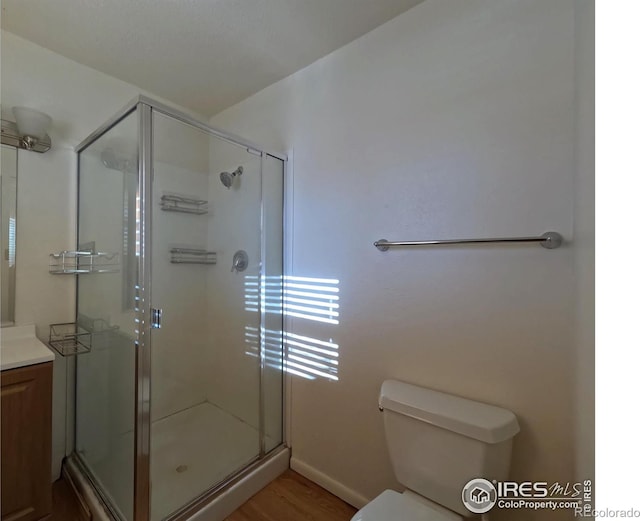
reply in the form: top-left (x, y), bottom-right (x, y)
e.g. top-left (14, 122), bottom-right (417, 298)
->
top-left (244, 275), bottom-right (340, 381)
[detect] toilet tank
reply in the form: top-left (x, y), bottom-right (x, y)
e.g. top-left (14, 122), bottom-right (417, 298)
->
top-left (379, 380), bottom-right (520, 517)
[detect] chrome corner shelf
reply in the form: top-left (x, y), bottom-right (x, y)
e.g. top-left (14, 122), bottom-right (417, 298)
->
top-left (49, 251), bottom-right (120, 274)
top-left (160, 194), bottom-right (209, 215)
top-left (170, 248), bottom-right (216, 265)
top-left (49, 322), bottom-right (91, 356)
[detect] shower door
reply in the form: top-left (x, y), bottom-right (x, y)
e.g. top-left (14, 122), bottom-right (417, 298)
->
top-left (76, 109), bottom-right (139, 521)
top-left (148, 110), bottom-right (279, 521)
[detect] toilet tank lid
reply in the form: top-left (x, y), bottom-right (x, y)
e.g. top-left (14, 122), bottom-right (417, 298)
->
top-left (379, 380), bottom-right (520, 444)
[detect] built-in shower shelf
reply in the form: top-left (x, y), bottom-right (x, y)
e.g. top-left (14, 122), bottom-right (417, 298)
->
top-left (49, 251), bottom-right (120, 274)
top-left (48, 323), bottom-right (91, 356)
top-left (170, 248), bottom-right (216, 265)
top-left (160, 194), bottom-right (209, 215)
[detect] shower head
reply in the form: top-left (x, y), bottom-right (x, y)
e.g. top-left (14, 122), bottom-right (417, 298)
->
top-left (219, 166), bottom-right (243, 189)
top-left (101, 148), bottom-right (120, 169)
top-left (101, 147), bottom-right (135, 172)
top-left (220, 171), bottom-right (234, 188)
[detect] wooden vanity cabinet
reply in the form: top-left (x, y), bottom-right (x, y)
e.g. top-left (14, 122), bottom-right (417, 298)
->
top-left (1, 362), bottom-right (53, 521)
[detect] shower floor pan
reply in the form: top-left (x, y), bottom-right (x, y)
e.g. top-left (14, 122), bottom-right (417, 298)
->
top-left (66, 402), bottom-right (288, 521)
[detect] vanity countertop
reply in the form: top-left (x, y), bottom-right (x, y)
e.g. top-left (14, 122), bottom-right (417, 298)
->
top-left (0, 324), bottom-right (55, 371)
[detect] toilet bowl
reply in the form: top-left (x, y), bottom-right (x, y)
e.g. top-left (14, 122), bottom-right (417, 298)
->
top-left (352, 490), bottom-right (462, 521)
top-left (351, 380), bottom-right (520, 520)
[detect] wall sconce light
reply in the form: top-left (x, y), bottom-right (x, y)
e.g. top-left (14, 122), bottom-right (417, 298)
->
top-left (0, 107), bottom-right (52, 153)
top-left (12, 107), bottom-right (52, 151)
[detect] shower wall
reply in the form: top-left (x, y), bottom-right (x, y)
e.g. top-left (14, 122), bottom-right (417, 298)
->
top-left (204, 139), bottom-right (284, 446)
top-left (150, 116), bottom-right (269, 430)
top-left (148, 110), bottom-right (286, 520)
top-left (204, 139), bottom-right (261, 428)
top-left (150, 122), bottom-right (210, 421)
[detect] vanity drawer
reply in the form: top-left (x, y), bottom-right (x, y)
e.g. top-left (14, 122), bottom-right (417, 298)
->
top-left (1, 362), bottom-right (53, 521)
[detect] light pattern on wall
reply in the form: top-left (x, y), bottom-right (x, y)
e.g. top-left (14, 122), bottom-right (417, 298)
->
top-left (244, 275), bottom-right (340, 381)
top-left (244, 275), bottom-right (339, 324)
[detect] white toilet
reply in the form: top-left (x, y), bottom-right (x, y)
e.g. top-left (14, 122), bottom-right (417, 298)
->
top-left (352, 380), bottom-right (520, 520)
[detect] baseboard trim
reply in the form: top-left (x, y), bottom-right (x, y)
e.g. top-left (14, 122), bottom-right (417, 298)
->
top-left (290, 457), bottom-right (369, 509)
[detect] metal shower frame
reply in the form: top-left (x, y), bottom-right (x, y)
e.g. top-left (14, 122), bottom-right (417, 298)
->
top-left (74, 95), bottom-right (288, 521)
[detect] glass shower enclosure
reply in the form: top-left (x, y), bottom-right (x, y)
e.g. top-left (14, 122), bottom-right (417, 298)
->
top-left (72, 96), bottom-right (285, 521)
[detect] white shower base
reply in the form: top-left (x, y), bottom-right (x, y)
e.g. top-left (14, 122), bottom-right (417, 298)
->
top-left (72, 401), bottom-right (284, 521)
top-left (150, 402), bottom-right (258, 519)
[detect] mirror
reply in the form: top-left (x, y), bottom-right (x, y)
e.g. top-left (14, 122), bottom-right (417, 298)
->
top-left (1, 145), bottom-right (18, 326)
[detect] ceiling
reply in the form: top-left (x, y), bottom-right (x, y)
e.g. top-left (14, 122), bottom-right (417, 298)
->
top-left (1, 0), bottom-right (424, 116)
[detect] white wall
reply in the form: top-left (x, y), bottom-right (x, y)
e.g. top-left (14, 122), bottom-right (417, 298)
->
top-left (211, 1), bottom-right (582, 519)
top-left (1, 29), bottom-right (207, 480)
top-left (13, 145), bottom-right (76, 481)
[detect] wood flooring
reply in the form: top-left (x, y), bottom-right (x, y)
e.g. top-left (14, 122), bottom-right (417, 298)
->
top-left (225, 470), bottom-right (357, 521)
top-left (51, 477), bottom-right (89, 521)
top-left (51, 469), bottom-right (356, 521)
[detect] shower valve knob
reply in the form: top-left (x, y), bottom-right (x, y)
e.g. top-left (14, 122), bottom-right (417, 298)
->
top-left (231, 250), bottom-right (249, 272)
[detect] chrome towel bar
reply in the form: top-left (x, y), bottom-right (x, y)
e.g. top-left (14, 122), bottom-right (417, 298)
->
top-left (374, 231), bottom-right (563, 251)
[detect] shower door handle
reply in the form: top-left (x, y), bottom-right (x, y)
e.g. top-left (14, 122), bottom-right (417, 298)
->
top-left (151, 308), bottom-right (162, 329)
